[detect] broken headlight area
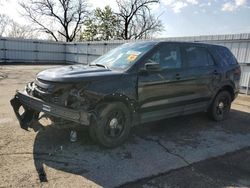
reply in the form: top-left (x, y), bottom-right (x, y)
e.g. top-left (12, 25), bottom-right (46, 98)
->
top-left (48, 88), bottom-right (91, 128)
top-left (11, 80), bottom-right (91, 131)
top-left (67, 88), bottom-right (90, 110)
top-left (30, 79), bottom-right (90, 109)
top-left (42, 86), bottom-right (91, 111)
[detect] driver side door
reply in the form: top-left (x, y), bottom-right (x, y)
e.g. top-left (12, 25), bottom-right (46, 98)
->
top-left (138, 43), bottom-right (192, 123)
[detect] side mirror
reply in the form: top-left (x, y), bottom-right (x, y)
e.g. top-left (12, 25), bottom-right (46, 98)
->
top-left (145, 62), bottom-right (162, 72)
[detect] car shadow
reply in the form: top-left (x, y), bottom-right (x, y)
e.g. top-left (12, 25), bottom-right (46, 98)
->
top-left (32, 109), bottom-right (250, 187)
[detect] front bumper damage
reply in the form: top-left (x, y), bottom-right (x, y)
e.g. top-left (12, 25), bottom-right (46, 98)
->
top-left (10, 90), bottom-right (90, 130)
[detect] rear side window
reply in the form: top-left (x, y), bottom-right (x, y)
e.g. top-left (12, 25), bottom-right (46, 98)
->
top-left (215, 46), bottom-right (237, 66)
top-left (183, 46), bottom-right (214, 67)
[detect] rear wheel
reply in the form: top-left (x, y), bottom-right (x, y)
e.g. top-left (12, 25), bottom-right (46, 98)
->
top-left (89, 102), bottom-right (131, 148)
top-left (208, 91), bottom-right (232, 121)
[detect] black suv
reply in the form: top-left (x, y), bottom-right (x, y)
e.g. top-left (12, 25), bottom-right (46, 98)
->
top-left (11, 41), bottom-right (241, 147)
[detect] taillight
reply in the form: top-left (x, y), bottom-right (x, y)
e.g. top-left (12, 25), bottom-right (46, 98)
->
top-left (234, 66), bottom-right (241, 81)
top-left (234, 67), bottom-right (241, 76)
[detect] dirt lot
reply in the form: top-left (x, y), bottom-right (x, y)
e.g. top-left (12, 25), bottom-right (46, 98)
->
top-left (0, 65), bottom-right (250, 188)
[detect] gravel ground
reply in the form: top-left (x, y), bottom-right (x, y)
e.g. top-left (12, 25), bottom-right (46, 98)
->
top-left (0, 65), bottom-right (250, 188)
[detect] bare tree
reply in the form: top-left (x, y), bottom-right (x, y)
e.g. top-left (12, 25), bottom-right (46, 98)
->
top-left (7, 22), bottom-right (36, 39)
top-left (0, 14), bottom-right (10, 36)
top-left (116, 0), bottom-right (163, 40)
top-left (0, 14), bottom-right (36, 39)
top-left (20, 0), bottom-right (89, 42)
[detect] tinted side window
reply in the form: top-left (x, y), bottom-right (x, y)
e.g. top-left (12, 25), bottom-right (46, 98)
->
top-left (184, 46), bottom-right (214, 67)
top-left (207, 52), bottom-right (215, 66)
top-left (146, 44), bottom-right (182, 69)
top-left (215, 47), bottom-right (237, 66)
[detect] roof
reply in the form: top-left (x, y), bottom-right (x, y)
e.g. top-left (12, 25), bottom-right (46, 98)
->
top-left (124, 40), bottom-right (225, 48)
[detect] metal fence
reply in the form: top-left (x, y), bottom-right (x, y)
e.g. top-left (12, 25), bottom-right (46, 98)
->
top-left (0, 33), bottom-right (250, 94)
top-left (65, 33), bottom-right (250, 66)
top-left (1, 33), bottom-right (250, 65)
top-left (0, 38), bottom-right (65, 64)
top-left (65, 42), bottom-right (122, 64)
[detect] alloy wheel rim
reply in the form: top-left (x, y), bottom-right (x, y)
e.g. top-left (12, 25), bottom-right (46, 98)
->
top-left (216, 96), bottom-right (229, 117)
top-left (104, 110), bottom-right (125, 138)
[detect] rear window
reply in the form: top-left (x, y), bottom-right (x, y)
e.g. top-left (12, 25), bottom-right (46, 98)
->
top-left (183, 46), bottom-right (214, 67)
top-left (214, 46), bottom-right (238, 66)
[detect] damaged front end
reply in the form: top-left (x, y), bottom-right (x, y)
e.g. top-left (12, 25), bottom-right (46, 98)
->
top-left (10, 95), bottom-right (39, 130)
top-left (10, 80), bottom-right (91, 131)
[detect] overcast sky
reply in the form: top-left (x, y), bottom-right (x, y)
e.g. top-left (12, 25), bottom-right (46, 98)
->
top-left (1, 0), bottom-right (250, 37)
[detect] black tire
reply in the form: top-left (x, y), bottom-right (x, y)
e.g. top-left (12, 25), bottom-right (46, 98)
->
top-left (90, 102), bottom-right (131, 148)
top-left (208, 91), bottom-right (232, 121)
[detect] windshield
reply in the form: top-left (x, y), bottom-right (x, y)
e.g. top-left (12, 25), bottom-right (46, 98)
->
top-left (90, 42), bottom-right (156, 70)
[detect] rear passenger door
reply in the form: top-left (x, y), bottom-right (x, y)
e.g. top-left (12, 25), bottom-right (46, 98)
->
top-left (181, 44), bottom-right (217, 112)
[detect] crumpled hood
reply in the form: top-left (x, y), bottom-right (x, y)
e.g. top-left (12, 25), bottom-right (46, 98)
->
top-left (36, 64), bottom-right (123, 83)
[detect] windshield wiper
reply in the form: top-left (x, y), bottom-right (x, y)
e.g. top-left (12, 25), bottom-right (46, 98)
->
top-left (89, 63), bottom-right (108, 69)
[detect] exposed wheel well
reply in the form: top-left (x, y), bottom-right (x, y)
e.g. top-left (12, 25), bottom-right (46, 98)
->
top-left (218, 85), bottom-right (235, 101)
top-left (91, 97), bottom-right (135, 128)
top-left (94, 95), bottom-right (135, 116)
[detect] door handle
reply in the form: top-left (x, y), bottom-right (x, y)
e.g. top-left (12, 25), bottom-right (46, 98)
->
top-left (176, 73), bottom-right (181, 80)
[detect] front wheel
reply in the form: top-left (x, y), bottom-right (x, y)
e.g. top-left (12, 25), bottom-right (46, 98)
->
top-left (89, 102), bottom-right (131, 148)
top-left (208, 91), bottom-right (232, 121)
